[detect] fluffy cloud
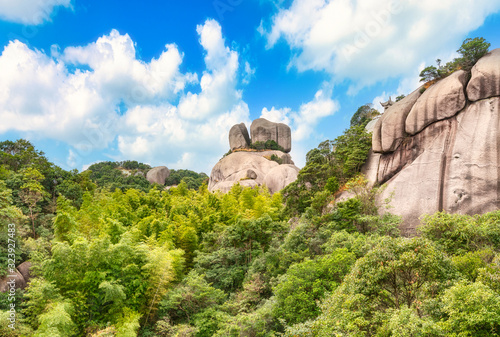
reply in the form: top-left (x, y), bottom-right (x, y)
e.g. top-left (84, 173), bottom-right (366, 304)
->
top-left (176, 20), bottom-right (241, 120)
top-left (0, 20), bottom-right (250, 173)
top-left (265, 0), bottom-right (500, 87)
top-left (261, 84), bottom-right (339, 166)
top-left (0, 0), bottom-right (71, 25)
top-left (117, 20), bottom-right (251, 171)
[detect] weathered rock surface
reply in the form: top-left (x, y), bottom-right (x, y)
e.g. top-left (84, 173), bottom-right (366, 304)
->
top-left (0, 269), bottom-right (26, 292)
top-left (444, 98), bottom-right (500, 215)
top-left (17, 261), bottom-right (31, 285)
top-left (355, 52), bottom-right (500, 234)
top-left (365, 115), bottom-right (381, 134)
top-left (146, 166), bottom-right (170, 185)
top-left (467, 48), bottom-right (500, 102)
top-left (250, 118), bottom-right (292, 153)
top-left (229, 123), bottom-right (251, 151)
top-left (372, 89), bottom-right (422, 153)
top-left (257, 150), bottom-right (295, 165)
top-left (406, 70), bottom-right (467, 135)
top-left (263, 165), bottom-right (300, 194)
top-left (209, 151), bottom-right (299, 194)
top-left (364, 95), bottom-right (500, 234)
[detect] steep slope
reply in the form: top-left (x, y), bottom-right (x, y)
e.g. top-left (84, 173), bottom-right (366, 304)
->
top-left (365, 48), bottom-right (500, 235)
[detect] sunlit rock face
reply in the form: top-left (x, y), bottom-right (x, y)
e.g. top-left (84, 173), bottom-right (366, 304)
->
top-left (364, 49), bottom-right (500, 235)
top-left (209, 119), bottom-right (298, 194)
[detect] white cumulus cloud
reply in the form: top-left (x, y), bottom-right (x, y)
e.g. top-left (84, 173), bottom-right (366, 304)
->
top-left (264, 0), bottom-right (500, 88)
top-left (0, 20), bottom-right (251, 173)
top-left (0, 0), bottom-right (72, 25)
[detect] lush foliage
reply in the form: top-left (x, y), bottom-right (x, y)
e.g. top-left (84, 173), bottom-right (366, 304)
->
top-left (249, 140), bottom-right (285, 152)
top-left (282, 119), bottom-right (373, 216)
top-left (2, 121), bottom-right (500, 337)
top-left (419, 37), bottom-right (490, 83)
top-left (164, 170), bottom-right (208, 190)
top-left (350, 104), bottom-right (380, 127)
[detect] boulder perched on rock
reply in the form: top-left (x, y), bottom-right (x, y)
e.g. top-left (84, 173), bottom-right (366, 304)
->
top-left (146, 166), bottom-right (170, 185)
top-left (467, 48), bottom-right (500, 101)
top-left (17, 261), bottom-right (31, 285)
top-left (358, 50), bottom-right (500, 235)
top-left (250, 118), bottom-right (292, 153)
top-left (229, 123), bottom-right (251, 151)
top-left (210, 118), bottom-right (298, 194)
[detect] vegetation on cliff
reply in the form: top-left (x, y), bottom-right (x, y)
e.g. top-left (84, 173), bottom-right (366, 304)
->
top-left (1, 38), bottom-right (500, 337)
top-left (2, 117), bottom-right (499, 337)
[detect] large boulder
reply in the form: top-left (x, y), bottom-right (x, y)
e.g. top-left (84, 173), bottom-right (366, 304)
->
top-left (406, 70), bottom-right (467, 135)
top-left (17, 261), bottom-right (31, 285)
top-left (0, 269), bottom-right (26, 292)
top-left (146, 166), bottom-right (170, 185)
top-left (467, 48), bottom-right (500, 102)
top-left (365, 115), bottom-right (381, 134)
top-left (208, 151), bottom-right (299, 194)
top-left (263, 165), bottom-right (300, 194)
top-left (250, 118), bottom-right (292, 153)
top-left (229, 123), bottom-right (251, 151)
top-left (372, 88), bottom-right (422, 153)
top-left (376, 118), bottom-right (454, 236)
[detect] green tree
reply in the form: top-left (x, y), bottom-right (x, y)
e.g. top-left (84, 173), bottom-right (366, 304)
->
top-left (420, 65), bottom-right (439, 82)
top-left (305, 237), bottom-right (457, 336)
top-left (456, 37), bottom-right (491, 70)
top-left (159, 271), bottom-right (226, 324)
top-left (439, 281), bottom-right (500, 336)
top-left (350, 104), bottom-right (380, 127)
top-left (273, 249), bottom-right (355, 325)
top-left (19, 167), bottom-right (48, 238)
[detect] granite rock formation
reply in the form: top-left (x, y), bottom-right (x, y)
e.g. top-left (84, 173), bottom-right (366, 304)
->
top-left (209, 120), bottom-right (299, 193)
top-left (250, 118), bottom-right (292, 153)
top-left (229, 123), bottom-right (251, 151)
top-left (363, 49), bottom-right (500, 235)
top-left (146, 166), bottom-right (170, 185)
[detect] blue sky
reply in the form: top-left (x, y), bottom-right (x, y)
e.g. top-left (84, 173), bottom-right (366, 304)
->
top-left (0, 0), bottom-right (500, 173)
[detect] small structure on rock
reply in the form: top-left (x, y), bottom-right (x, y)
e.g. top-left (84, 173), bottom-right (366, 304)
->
top-left (380, 97), bottom-right (395, 111)
top-left (210, 118), bottom-right (299, 194)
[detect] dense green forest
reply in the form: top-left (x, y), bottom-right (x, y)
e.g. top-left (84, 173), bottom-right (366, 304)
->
top-left (1, 111), bottom-right (500, 337)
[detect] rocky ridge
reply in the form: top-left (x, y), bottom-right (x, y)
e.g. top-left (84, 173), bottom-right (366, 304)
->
top-left (363, 48), bottom-right (500, 235)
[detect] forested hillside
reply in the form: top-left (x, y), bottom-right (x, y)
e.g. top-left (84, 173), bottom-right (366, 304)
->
top-left (1, 117), bottom-right (500, 336)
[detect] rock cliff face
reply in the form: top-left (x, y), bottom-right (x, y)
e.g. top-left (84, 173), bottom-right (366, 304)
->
top-left (209, 119), bottom-right (299, 194)
top-left (365, 49), bottom-right (500, 235)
